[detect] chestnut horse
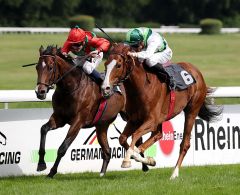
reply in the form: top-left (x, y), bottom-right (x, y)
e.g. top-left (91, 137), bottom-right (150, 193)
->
top-left (35, 45), bottom-right (126, 178)
top-left (101, 43), bottom-right (222, 179)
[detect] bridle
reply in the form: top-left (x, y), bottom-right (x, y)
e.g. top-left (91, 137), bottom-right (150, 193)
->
top-left (37, 54), bottom-right (58, 91)
top-left (110, 52), bottom-right (135, 85)
top-left (37, 53), bottom-right (90, 92)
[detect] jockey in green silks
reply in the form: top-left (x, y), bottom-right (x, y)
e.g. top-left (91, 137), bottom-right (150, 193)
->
top-left (126, 27), bottom-right (175, 89)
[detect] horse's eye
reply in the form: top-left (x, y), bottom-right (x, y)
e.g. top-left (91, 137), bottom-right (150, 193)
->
top-left (116, 64), bottom-right (121, 68)
top-left (48, 66), bottom-right (53, 71)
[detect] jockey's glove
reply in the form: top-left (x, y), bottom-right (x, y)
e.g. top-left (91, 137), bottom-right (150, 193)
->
top-left (62, 52), bottom-right (68, 58)
top-left (67, 51), bottom-right (77, 59)
top-left (89, 50), bottom-right (99, 58)
top-left (127, 51), bottom-right (138, 58)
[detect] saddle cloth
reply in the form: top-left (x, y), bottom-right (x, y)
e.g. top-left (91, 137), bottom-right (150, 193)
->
top-left (165, 64), bottom-right (196, 90)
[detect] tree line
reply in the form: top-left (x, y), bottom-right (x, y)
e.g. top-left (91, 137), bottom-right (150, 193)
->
top-left (0, 0), bottom-right (239, 27)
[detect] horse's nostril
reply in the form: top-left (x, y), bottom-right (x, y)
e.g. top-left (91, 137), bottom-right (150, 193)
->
top-left (106, 86), bottom-right (111, 91)
top-left (40, 90), bottom-right (46, 94)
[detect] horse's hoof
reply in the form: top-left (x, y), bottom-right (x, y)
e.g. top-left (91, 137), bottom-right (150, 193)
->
top-left (147, 157), bottom-right (156, 166)
top-left (170, 167), bottom-right (179, 180)
top-left (37, 163), bottom-right (47, 172)
top-left (100, 172), bottom-right (105, 177)
top-left (46, 173), bottom-right (54, 179)
top-left (142, 164), bottom-right (149, 172)
top-left (46, 169), bottom-right (56, 178)
top-left (121, 160), bottom-right (131, 168)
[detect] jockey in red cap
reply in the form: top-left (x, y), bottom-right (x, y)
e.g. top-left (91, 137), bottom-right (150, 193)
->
top-left (61, 26), bottom-right (110, 84)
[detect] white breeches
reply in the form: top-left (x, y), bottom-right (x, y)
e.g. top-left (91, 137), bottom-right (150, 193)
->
top-left (82, 52), bottom-right (103, 74)
top-left (145, 47), bottom-right (173, 67)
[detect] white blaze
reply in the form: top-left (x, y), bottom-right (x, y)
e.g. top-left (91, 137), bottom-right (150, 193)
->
top-left (35, 84), bottom-right (39, 93)
top-left (102, 59), bottom-right (117, 89)
top-left (42, 61), bottom-right (46, 68)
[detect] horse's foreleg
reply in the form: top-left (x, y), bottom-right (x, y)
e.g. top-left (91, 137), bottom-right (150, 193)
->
top-left (136, 137), bottom-right (149, 172)
top-left (119, 121), bottom-right (137, 168)
top-left (119, 122), bottom-right (135, 150)
top-left (96, 124), bottom-right (111, 177)
top-left (37, 122), bottom-right (50, 171)
top-left (37, 115), bottom-right (63, 172)
top-left (138, 124), bottom-right (163, 153)
top-left (47, 118), bottom-right (82, 178)
top-left (134, 124), bottom-right (163, 166)
top-left (170, 114), bottom-right (196, 180)
top-left (122, 120), bottom-right (155, 168)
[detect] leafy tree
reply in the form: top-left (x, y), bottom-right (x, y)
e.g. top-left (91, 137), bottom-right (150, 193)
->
top-left (0, 0), bottom-right (240, 27)
top-left (76, 0), bottom-right (150, 27)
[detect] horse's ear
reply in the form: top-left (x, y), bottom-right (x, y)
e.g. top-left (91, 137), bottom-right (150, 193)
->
top-left (52, 47), bottom-right (57, 55)
top-left (109, 43), bottom-right (115, 51)
top-left (39, 45), bottom-right (44, 55)
top-left (123, 45), bottom-right (130, 55)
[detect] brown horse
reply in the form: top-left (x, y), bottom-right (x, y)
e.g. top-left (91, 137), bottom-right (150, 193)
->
top-left (101, 43), bottom-right (222, 179)
top-left (34, 45), bottom-right (129, 178)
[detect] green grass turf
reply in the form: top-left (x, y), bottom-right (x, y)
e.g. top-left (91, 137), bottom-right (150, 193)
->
top-left (1, 164), bottom-right (240, 194)
top-left (167, 34), bottom-right (240, 87)
top-left (0, 33), bottom-right (240, 108)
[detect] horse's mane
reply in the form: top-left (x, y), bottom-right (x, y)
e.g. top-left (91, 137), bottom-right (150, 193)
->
top-left (42, 45), bottom-right (73, 64)
top-left (41, 45), bottom-right (57, 55)
top-left (111, 42), bottom-right (131, 55)
top-left (40, 45), bottom-right (90, 86)
top-left (111, 43), bottom-right (144, 69)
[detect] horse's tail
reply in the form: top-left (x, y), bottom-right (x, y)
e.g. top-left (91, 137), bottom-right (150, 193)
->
top-left (198, 87), bottom-right (223, 122)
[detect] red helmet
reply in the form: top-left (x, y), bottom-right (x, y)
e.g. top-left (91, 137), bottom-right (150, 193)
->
top-left (67, 28), bottom-right (86, 43)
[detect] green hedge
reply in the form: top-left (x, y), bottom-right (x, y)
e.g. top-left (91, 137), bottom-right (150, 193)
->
top-left (68, 15), bottom-right (95, 31)
top-left (200, 18), bottom-right (223, 34)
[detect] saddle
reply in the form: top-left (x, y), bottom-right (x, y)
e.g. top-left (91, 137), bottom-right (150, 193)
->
top-left (164, 64), bottom-right (196, 90)
top-left (144, 62), bottom-right (196, 90)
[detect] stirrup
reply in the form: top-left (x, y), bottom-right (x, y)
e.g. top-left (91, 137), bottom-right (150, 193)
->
top-left (113, 85), bottom-right (122, 94)
top-left (169, 78), bottom-right (176, 90)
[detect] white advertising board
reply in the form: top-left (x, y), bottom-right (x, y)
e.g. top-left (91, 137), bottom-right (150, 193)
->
top-left (0, 105), bottom-right (240, 177)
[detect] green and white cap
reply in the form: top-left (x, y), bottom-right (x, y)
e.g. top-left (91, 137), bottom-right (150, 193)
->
top-left (126, 27), bottom-right (152, 46)
top-left (126, 28), bottom-right (144, 46)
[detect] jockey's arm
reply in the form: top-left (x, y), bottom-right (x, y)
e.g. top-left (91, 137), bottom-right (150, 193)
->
top-left (135, 33), bottom-right (162, 60)
top-left (90, 37), bottom-right (110, 53)
top-left (136, 43), bottom-right (158, 59)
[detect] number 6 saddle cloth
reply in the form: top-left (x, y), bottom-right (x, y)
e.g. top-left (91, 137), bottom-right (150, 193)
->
top-left (165, 64), bottom-right (196, 91)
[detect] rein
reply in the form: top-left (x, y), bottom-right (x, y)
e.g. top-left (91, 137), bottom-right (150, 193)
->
top-left (38, 54), bottom-right (90, 90)
top-left (54, 54), bottom-right (90, 84)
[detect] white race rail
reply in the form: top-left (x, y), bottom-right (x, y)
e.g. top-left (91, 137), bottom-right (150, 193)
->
top-left (207, 87), bottom-right (240, 97)
top-left (0, 90), bottom-right (54, 102)
top-left (0, 87), bottom-right (240, 109)
top-left (0, 90), bottom-right (54, 109)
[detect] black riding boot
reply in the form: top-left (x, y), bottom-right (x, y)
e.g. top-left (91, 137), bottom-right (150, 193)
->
top-left (150, 63), bottom-right (176, 90)
top-left (89, 69), bottom-right (103, 85)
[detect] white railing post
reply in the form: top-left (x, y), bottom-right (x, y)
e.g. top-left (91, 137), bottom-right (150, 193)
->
top-left (4, 103), bottom-right (8, 109)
